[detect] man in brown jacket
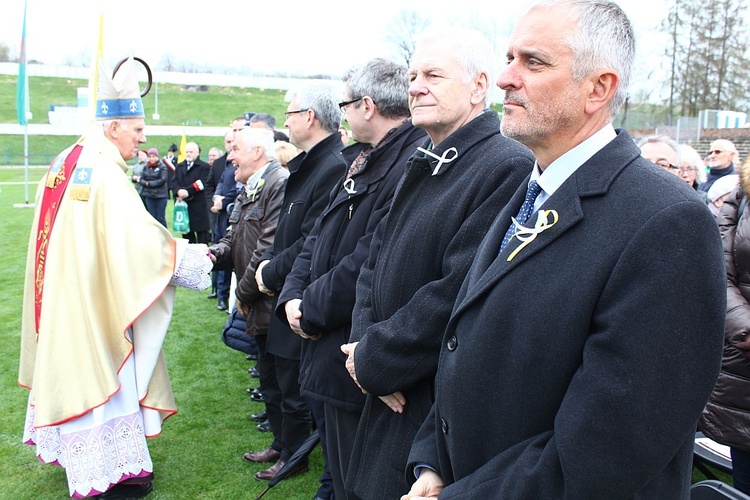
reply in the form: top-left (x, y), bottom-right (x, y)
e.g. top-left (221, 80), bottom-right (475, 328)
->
top-left (209, 127), bottom-right (288, 339)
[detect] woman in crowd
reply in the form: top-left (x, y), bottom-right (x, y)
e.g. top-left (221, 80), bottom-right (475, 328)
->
top-left (678, 143), bottom-right (707, 191)
top-left (700, 156), bottom-right (750, 494)
top-left (136, 148), bottom-right (170, 227)
top-left (273, 140), bottom-right (298, 170)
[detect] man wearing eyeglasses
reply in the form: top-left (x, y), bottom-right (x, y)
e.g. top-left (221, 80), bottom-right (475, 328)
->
top-left (638, 135), bottom-right (680, 175)
top-left (250, 82), bottom-right (346, 485)
top-left (700, 139), bottom-right (738, 194)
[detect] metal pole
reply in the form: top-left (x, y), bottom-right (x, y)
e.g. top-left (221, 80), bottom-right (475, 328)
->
top-left (24, 121), bottom-right (29, 204)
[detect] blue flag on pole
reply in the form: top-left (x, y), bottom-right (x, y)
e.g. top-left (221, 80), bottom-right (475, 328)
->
top-left (17, 0), bottom-right (29, 126)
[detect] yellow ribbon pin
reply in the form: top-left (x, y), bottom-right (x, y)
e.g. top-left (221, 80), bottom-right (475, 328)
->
top-left (507, 209), bottom-right (559, 262)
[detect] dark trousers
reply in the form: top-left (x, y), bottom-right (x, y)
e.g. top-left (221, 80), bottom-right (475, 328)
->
top-left (308, 398), bottom-right (333, 499)
top-left (217, 270), bottom-right (231, 301)
top-left (255, 334), bottom-right (282, 453)
top-left (213, 213), bottom-right (231, 300)
top-left (183, 230), bottom-right (210, 244)
top-left (208, 210), bottom-right (218, 242)
top-left (732, 447), bottom-right (750, 495)
top-left (144, 197), bottom-right (168, 228)
top-left (255, 336), bottom-right (310, 461)
top-left (324, 403), bottom-right (363, 500)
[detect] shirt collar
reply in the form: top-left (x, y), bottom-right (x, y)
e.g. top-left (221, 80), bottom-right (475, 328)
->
top-left (246, 163), bottom-right (269, 191)
top-left (531, 124), bottom-right (616, 209)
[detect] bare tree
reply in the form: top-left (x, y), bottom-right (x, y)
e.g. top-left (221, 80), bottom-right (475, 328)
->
top-left (662, 0), bottom-right (750, 116)
top-left (384, 10), bottom-right (430, 67)
top-left (0, 42), bottom-right (10, 62)
top-left (158, 53), bottom-right (178, 72)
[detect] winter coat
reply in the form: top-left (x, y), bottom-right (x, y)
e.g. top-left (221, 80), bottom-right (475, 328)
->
top-left (172, 157), bottom-right (211, 232)
top-left (139, 160), bottom-right (169, 199)
top-left (345, 111), bottom-right (535, 499)
top-left (276, 120), bottom-right (427, 412)
top-left (210, 161), bottom-right (288, 334)
top-left (700, 158), bottom-right (750, 452)
top-left (260, 132), bottom-right (346, 360)
top-left (205, 153), bottom-right (227, 208)
top-left (406, 129), bottom-right (725, 499)
top-left (214, 163), bottom-right (239, 239)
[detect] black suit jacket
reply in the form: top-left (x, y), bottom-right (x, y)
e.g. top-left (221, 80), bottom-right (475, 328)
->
top-left (408, 130), bottom-right (726, 498)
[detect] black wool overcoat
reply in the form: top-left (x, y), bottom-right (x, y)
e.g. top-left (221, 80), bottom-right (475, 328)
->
top-left (346, 111), bottom-right (535, 499)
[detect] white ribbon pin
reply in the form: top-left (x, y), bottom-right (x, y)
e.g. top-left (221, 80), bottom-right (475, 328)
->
top-left (417, 146), bottom-right (459, 176)
top-left (343, 178), bottom-right (357, 195)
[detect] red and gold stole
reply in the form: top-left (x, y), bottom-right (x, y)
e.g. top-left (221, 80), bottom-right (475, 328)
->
top-left (34, 145), bottom-right (83, 334)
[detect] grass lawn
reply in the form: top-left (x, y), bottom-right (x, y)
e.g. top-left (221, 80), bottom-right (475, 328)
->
top-left (0, 170), bottom-right (324, 499)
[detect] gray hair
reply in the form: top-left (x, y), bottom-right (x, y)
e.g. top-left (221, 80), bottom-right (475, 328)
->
top-left (710, 139), bottom-right (738, 155)
top-left (343, 58), bottom-right (410, 119)
top-left (249, 113), bottom-right (277, 130)
top-left (413, 27), bottom-right (497, 106)
top-left (678, 144), bottom-right (706, 183)
top-left (637, 135), bottom-right (679, 154)
top-left (235, 128), bottom-right (276, 160)
top-left (531, 0), bottom-right (634, 119)
top-left (286, 82), bottom-right (342, 134)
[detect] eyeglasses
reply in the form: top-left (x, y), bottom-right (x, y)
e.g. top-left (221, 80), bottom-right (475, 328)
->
top-left (678, 167), bottom-right (696, 174)
top-left (708, 150), bottom-right (726, 155)
top-left (654, 161), bottom-right (679, 172)
top-left (284, 108), bottom-right (309, 118)
top-left (338, 97), bottom-right (363, 111)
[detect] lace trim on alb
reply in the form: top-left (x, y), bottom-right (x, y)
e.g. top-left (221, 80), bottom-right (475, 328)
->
top-left (23, 404), bottom-right (153, 498)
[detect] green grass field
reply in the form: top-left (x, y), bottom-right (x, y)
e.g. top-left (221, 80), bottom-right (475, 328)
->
top-left (0, 171), bottom-right (325, 499)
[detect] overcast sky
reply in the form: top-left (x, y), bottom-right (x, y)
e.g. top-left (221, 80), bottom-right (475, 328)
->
top-left (0, 0), bottom-right (702, 100)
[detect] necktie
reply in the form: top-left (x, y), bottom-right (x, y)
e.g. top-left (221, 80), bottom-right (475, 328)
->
top-left (499, 180), bottom-right (543, 255)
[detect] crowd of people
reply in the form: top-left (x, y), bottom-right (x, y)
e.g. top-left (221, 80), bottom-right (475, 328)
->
top-left (19, 0), bottom-right (750, 498)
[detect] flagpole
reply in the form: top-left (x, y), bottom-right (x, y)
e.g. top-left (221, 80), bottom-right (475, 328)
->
top-left (24, 122), bottom-right (29, 204)
top-left (88, 10), bottom-right (104, 119)
top-left (14, 0), bottom-right (34, 209)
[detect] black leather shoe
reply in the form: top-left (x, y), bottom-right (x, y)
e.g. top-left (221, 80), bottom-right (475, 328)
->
top-left (248, 366), bottom-right (260, 378)
top-left (248, 388), bottom-right (265, 402)
top-left (217, 299), bottom-right (228, 311)
top-left (257, 419), bottom-right (272, 432)
top-left (250, 410), bottom-right (267, 422)
top-left (207, 292), bottom-right (218, 299)
top-left (246, 353), bottom-right (258, 361)
top-left (95, 481), bottom-right (153, 498)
